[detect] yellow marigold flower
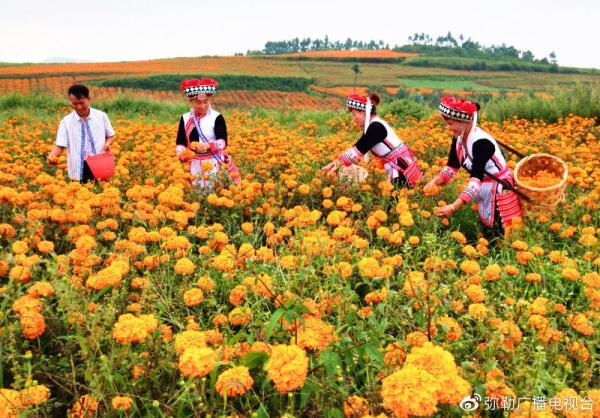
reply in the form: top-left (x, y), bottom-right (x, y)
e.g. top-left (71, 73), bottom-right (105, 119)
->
top-left (551, 389), bottom-right (591, 418)
top-left (511, 240), bottom-right (529, 251)
top-left (562, 267), bottom-right (580, 281)
top-left (241, 222), bottom-right (254, 235)
top-left (12, 240), bottom-right (29, 255)
top-left (460, 260), bottom-right (480, 275)
top-left (111, 396), bottom-right (133, 411)
top-left (112, 314), bottom-right (158, 343)
top-left (468, 303), bottom-right (487, 319)
top-left (174, 257), bottom-right (195, 275)
top-left (265, 344), bottom-right (308, 393)
top-left (27, 282), bottom-right (55, 298)
top-left (174, 330), bottom-right (207, 355)
top-left (183, 288), bottom-right (204, 306)
top-left (178, 347), bottom-right (217, 378)
top-left (215, 366), bottom-right (254, 397)
top-left (382, 365), bottom-right (440, 418)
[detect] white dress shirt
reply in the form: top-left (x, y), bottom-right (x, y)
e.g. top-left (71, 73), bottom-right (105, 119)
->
top-left (55, 107), bottom-right (115, 180)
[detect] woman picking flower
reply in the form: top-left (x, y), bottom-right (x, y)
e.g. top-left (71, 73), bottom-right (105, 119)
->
top-left (176, 78), bottom-right (240, 190)
top-left (322, 93), bottom-right (422, 188)
top-left (423, 96), bottom-right (522, 234)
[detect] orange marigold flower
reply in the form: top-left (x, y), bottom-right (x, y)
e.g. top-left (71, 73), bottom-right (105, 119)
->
top-left (111, 396), bottom-right (133, 411)
top-left (183, 288), bottom-right (204, 306)
top-left (178, 347), bottom-right (217, 378)
top-left (174, 257), bottom-right (195, 275)
top-left (215, 366), bottom-right (254, 397)
top-left (265, 344), bottom-right (308, 393)
top-left (27, 282), bottom-right (55, 298)
top-left (112, 314), bottom-right (158, 343)
top-left (20, 384), bottom-right (51, 406)
top-left (36, 240), bottom-right (54, 254)
top-left (69, 394), bottom-right (99, 418)
top-left (382, 365), bottom-right (440, 417)
top-left (174, 330), bottom-right (207, 354)
top-left (344, 395), bottom-right (370, 418)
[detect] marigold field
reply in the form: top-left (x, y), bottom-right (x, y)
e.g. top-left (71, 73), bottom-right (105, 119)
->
top-left (0, 106), bottom-right (599, 417)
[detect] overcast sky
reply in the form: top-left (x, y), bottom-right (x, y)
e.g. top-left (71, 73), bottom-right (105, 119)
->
top-left (1, 0), bottom-right (598, 68)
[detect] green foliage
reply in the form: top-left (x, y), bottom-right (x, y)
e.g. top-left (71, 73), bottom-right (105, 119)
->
top-left (96, 74), bottom-right (313, 92)
top-left (403, 56), bottom-right (574, 73)
top-left (483, 84), bottom-right (600, 122)
top-left (379, 98), bottom-right (431, 120)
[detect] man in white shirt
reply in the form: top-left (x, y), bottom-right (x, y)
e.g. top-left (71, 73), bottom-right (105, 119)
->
top-left (47, 84), bottom-right (116, 182)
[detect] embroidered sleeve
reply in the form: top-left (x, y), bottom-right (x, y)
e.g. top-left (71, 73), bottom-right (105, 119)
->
top-left (209, 139), bottom-right (227, 152)
top-left (438, 165), bottom-right (458, 184)
top-left (460, 177), bottom-right (482, 203)
top-left (339, 146), bottom-right (364, 167)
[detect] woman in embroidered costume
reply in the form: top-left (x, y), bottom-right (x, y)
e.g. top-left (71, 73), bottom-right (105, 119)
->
top-left (322, 93), bottom-right (423, 188)
top-left (176, 78), bottom-right (240, 190)
top-left (423, 96), bottom-right (522, 234)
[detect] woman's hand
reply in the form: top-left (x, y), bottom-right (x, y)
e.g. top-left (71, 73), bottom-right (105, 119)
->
top-left (423, 179), bottom-right (441, 196)
top-left (102, 142), bottom-right (112, 153)
top-left (322, 160), bottom-right (341, 177)
top-left (196, 143), bottom-right (211, 153)
top-left (47, 154), bottom-right (59, 165)
top-left (435, 202), bottom-right (457, 218)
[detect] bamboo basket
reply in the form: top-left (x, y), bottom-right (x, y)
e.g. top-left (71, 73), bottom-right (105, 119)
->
top-left (338, 164), bottom-right (369, 184)
top-left (514, 153), bottom-right (568, 217)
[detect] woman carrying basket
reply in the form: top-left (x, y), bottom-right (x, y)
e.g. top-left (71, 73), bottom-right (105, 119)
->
top-left (322, 93), bottom-right (423, 189)
top-left (423, 96), bottom-right (522, 234)
top-left (176, 78), bottom-right (240, 190)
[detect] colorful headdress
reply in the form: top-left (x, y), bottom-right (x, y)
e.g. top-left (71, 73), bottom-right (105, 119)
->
top-left (439, 96), bottom-right (477, 122)
top-left (346, 93), bottom-right (369, 111)
top-left (180, 78), bottom-right (218, 98)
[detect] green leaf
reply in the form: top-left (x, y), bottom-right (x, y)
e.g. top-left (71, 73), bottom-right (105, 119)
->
top-left (241, 352), bottom-right (268, 369)
top-left (326, 407), bottom-right (345, 418)
top-left (91, 286), bottom-right (112, 302)
top-left (265, 308), bottom-right (285, 340)
top-left (360, 343), bottom-right (383, 365)
top-left (300, 381), bottom-right (318, 408)
top-left (256, 405), bottom-right (269, 418)
top-left (319, 350), bottom-right (341, 377)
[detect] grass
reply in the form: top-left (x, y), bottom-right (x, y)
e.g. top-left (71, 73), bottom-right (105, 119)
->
top-left (95, 74), bottom-right (314, 92)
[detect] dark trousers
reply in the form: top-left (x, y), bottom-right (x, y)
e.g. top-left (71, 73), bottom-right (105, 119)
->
top-left (81, 161), bottom-right (95, 184)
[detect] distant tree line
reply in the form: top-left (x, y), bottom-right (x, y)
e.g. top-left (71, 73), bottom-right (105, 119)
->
top-left (248, 36), bottom-right (390, 55)
top-left (249, 32), bottom-right (559, 66)
top-left (398, 32), bottom-right (557, 64)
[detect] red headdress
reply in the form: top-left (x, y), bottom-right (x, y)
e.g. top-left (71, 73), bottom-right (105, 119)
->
top-left (346, 93), bottom-right (369, 111)
top-left (180, 78), bottom-right (218, 98)
top-left (439, 96), bottom-right (477, 122)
